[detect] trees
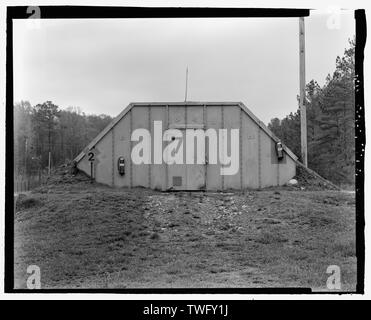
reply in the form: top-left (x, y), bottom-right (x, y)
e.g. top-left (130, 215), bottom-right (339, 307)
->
top-left (32, 101), bottom-right (61, 168)
top-left (313, 39), bottom-right (355, 184)
top-left (13, 101), bottom-right (113, 176)
top-left (14, 101), bottom-right (33, 175)
top-left (268, 39), bottom-right (355, 185)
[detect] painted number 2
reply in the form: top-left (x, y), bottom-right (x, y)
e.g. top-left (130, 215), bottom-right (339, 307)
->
top-left (88, 152), bottom-right (95, 162)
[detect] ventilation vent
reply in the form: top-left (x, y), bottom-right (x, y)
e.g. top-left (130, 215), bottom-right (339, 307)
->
top-left (172, 176), bottom-right (182, 187)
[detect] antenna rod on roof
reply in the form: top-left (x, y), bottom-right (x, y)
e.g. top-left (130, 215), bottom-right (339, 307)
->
top-left (184, 66), bottom-right (188, 102)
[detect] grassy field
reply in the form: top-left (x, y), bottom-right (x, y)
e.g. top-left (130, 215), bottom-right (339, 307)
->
top-left (14, 175), bottom-right (356, 290)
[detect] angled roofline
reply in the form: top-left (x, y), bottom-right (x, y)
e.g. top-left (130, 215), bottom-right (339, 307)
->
top-left (237, 102), bottom-right (298, 161)
top-left (74, 103), bottom-right (135, 163)
top-left (74, 101), bottom-right (298, 163)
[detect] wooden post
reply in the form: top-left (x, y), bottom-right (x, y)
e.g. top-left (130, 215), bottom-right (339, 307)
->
top-left (48, 151), bottom-right (51, 175)
top-left (90, 161), bottom-right (93, 183)
top-left (25, 137), bottom-right (28, 175)
top-left (299, 17), bottom-right (308, 167)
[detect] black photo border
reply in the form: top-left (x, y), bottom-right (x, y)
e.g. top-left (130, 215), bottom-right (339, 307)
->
top-left (5, 6), bottom-right (366, 294)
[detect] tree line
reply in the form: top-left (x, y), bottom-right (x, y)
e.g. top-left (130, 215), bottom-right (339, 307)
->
top-left (268, 39), bottom-right (355, 185)
top-left (14, 101), bottom-right (113, 176)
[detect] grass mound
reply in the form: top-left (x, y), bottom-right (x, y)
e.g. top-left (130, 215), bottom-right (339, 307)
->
top-left (292, 164), bottom-right (339, 191)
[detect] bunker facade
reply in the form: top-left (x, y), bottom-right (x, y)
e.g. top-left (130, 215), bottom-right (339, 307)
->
top-left (75, 102), bottom-right (298, 190)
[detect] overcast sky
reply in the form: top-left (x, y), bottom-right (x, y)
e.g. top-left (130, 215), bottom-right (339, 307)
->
top-left (13, 11), bottom-right (354, 124)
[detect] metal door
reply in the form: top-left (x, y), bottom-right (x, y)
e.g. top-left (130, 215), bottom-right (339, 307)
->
top-left (166, 129), bottom-right (206, 190)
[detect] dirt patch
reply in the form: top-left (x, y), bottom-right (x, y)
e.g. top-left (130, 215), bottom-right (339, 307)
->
top-left (291, 164), bottom-right (340, 191)
top-left (13, 173), bottom-right (356, 290)
top-left (15, 194), bottom-right (43, 210)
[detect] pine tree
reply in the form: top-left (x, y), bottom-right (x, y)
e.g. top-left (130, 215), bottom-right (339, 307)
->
top-left (268, 38), bottom-right (355, 185)
top-left (313, 38), bottom-right (355, 184)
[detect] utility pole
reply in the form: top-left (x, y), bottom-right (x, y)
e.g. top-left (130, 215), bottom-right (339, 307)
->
top-left (299, 17), bottom-right (308, 167)
top-left (184, 66), bottom-right (188, 102)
